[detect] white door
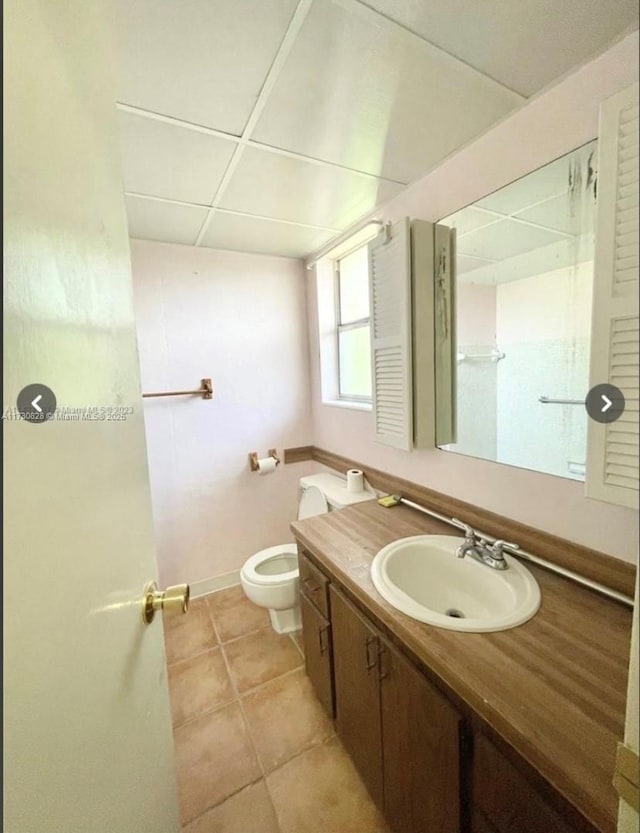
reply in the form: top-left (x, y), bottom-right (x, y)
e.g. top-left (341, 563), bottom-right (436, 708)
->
top-left (3, 2), bottom-right (180, 831)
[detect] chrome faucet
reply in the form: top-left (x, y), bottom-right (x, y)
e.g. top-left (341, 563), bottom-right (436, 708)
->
top-left (452, 520), bottom-right (518, 571)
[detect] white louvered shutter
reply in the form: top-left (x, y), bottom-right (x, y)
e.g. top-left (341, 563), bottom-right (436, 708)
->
top-left (586, 82), bottom-right (639, 508)
top-left (368, 218), bottom-right (413, 450)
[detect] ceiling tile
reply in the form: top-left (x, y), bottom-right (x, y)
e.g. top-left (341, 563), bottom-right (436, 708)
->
top-left (251, 0), bottom-right (521, 183)
top-left (442, 205), bottom-right (502, 236)
top-left (219, 146), bottom-right (404, 229)
top-left (118, 111), bottom-right (237, 205)
top-left (359, 0), bottom-right (639, 96)
top-left (125, 196), bottom-right (208, 245)
top-left (514, 191), bottom-right (597, 236)
top-left (200, 212), bottom-right (336, 258)
top-left (113, 0), bottom-right (298, 134)
top-left (456, 218), bottom-right (566, 261)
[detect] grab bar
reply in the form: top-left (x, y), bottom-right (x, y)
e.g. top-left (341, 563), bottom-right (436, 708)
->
top-left (539, 396), bottom-right (584, 405)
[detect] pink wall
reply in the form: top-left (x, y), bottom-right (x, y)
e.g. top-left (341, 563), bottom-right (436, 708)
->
top-left (457, 284), bottom-right (497, 345)
top-left (131, 240), bottom-right (316, 586)
top-left (307, 31), bottom-right (639, 565)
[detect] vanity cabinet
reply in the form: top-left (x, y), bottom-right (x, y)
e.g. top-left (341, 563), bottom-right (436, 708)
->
top-left (298, 551), bottom-right (334, 719)
top-left (298, 547), bottom-right (598, 833)
top-left (330, 584), bottom-right (463, 833)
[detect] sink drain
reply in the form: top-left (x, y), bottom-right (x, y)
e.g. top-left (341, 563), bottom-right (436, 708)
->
top-left (446, 608), bottom-right (465, 619)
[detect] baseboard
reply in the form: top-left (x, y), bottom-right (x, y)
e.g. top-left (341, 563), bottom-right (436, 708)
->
top-left (190, 570), bottom-right (241, 599)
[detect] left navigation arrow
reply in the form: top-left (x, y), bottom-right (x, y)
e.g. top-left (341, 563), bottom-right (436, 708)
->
top-left (16, 384), bottom-right (57, 423)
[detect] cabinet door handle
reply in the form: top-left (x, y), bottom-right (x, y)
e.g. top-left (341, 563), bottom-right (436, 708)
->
top-left (377, 643), bottom-right (389, 681)
top-left (365, 635), bottom-right (378, 671)
top-left (318, 624), bottom-right (329, 656)
top-left (302, 576), bottom-right (319, 594)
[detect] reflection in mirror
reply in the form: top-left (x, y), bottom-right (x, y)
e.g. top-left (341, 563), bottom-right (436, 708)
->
top-left (437, 141), bottom-right (597, 481)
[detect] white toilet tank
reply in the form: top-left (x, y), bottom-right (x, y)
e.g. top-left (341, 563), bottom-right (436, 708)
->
top-left (297, 473), bottom-right (376, 519)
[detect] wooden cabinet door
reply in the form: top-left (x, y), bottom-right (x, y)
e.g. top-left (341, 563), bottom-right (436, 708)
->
top-left (380, 641), bottom-right (462, 833)
top-left (473, 734), bottom-right (583, 833)
top-left (299, 593), bottom-right (334, 719)
top-left (472, 810), bottom-right (500, 833)
top-left (329, 585), bottom-right (384, 809)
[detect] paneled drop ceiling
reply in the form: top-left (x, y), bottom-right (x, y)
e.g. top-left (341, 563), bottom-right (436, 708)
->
top-left (114, 0), bottom-right (638, 259)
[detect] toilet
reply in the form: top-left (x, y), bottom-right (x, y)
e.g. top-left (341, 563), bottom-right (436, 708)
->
top-left (240, 473), bottom-right (376, 634)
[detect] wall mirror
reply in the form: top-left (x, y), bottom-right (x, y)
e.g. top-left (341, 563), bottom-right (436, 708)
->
top-left (435, 140), bottom-right (598, 481)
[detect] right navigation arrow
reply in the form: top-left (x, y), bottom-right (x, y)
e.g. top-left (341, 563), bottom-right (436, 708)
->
top-left (601, 395), bottom-right (612, 413)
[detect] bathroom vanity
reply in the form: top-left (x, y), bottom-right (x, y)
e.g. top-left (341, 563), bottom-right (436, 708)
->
top-left (292, 499), bottom-right (633, 833)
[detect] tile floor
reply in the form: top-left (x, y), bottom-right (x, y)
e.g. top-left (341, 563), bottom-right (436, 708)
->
top-left (164, 585), bottom-right (389, 833)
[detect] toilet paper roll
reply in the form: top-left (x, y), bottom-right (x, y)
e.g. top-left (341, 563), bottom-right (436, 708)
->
top-left (257, 456), bottom-right (277, 476)
top-left (347, 469), bottom-right (364, 493)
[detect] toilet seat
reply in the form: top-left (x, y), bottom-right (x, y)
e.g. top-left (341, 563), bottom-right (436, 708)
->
top-left (240, 544), bottom-right (298, 587)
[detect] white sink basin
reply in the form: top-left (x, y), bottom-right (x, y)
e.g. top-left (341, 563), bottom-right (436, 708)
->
top-left (371, 535), bottom-right (540, 632)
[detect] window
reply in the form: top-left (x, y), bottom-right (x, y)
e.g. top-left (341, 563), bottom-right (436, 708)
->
top-left (336, 244), bottom-right (372, 401)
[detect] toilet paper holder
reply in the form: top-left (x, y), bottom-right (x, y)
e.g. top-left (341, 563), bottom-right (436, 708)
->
top-left (249, 449), bottom-right (280, 472)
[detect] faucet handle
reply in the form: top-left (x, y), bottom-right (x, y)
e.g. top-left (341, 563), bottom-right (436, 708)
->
top-left (451, 518), bottom-right (475, 540)
top-left (491, 540), bottom-right (519, 556)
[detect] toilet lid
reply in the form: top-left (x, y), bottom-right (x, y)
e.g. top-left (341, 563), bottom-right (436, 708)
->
top-left (298, 485), bottom-right (328, 519)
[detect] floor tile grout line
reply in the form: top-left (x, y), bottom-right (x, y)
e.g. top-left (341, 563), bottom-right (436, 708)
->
top-left (165, 641), bottom-right (222, 671)
top-left (216, 622), bottom-right (274, 647)
top-left (217, 635), bottom-right (286, 833)
top-left (176, 607), bottom-right (270, 829)
top-left (167, 641), bottom-right (304, 731)
top-left (182, 774), bottom-right (267, 831)
top-left (289, 631), bottom-right (305, 659)
top-left (267, 731), bottom-right (340, 778)
top-left (167, 595), bottom-right (269, 668)
top-left (202, 589), bottom-right (275, 646)
top-left (238, 663), bottom-right (306, 701)
top-left (217, 627), bottom-right (268, 778)
top-left (261, 734), bottom-right (341, 833)
top-left (171, 691), bottom-right (240, 733)
top-left (203, 597), bottom-right (223, 644)
top-left (261, 730), bottom-right (337, 779)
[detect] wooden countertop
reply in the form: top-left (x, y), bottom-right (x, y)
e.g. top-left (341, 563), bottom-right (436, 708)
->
top-left (291, 500), bottom-right (633, 833)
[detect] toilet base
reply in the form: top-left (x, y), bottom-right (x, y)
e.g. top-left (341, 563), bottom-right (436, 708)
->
top-left (269, 605), bottom-right (301, 635)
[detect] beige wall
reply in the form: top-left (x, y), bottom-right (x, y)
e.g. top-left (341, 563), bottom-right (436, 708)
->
top-left (307, 32), bottom-right (639, 563)
top-left (457, 283), bottom-right (497, 345)
top-left (132, 239), bottom-right (317, 586)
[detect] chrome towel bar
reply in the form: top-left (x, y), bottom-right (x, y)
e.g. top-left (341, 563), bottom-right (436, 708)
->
top-left (142, 378), bottom-right (213, 400)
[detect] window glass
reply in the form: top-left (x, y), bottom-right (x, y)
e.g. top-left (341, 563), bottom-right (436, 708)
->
top-left (338, 246), bottom-right (370, 324)
top-left (338, 325), bottom-right (372, 398)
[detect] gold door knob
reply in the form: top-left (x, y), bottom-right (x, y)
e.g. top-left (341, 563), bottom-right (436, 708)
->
top-left (142, 581), bottom-right (190, 625)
